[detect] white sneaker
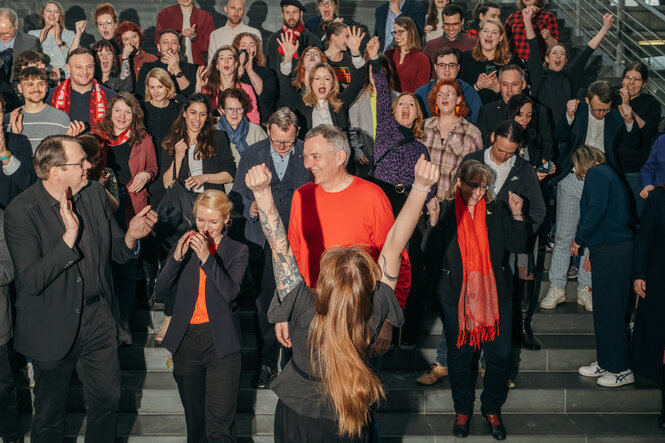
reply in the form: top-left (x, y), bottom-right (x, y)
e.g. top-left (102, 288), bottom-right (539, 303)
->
top-left (597, 369), bottom-right (635, 387)
top-left (578, 361), bottom-right (607, 377)
top-left (577, 286), bottom-right (593, 312)
top-left (540, 286), bottom-right (566, 309)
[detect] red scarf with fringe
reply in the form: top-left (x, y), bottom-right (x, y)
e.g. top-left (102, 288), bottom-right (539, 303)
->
top-left (51, 78), bottom-right (108, 128)
top-left (277, 21), bottom-right (304, 59)
top-left (454, 190), bottom-right (499, 349)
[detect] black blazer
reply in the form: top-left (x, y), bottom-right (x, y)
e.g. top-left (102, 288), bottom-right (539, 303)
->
top-left (4, 181), bottom-right (136, 361)
top-left (0, 132), bottom-right (36, 209)
top-left (230, 138), bottom-right (311, 248)
top-left (424, 199), bottom-right (528, 307)
top-left (277, 65), bottom-right (364, 139)
top-left (157, 235), bottom-right (249, 358)
top-left (175, 130), bottom-right (237, 193)
top-left (374, 0), bottom-right (426, 51)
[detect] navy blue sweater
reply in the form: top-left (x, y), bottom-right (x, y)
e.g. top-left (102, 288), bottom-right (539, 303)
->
top-left (575, 164), bottom-right (634, 248)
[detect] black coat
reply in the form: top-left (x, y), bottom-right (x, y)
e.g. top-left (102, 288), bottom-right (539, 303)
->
top-left (424, 199), bottom-right (528, 307)
top-left (0, 132), bottom-right (36, 209)
top-left (157, 235), bottom-right (249, 358)
top-left (631, 187), bottom-right (665, 387)
top-left (4, 181), bottom-right (136, 361)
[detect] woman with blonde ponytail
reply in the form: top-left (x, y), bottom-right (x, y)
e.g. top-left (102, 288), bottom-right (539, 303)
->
top-left (245, 155), bottom-right (439, 441)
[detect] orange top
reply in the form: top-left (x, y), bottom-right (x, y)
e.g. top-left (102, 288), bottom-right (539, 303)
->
top-left (190, 242), bottom-right (219, 324)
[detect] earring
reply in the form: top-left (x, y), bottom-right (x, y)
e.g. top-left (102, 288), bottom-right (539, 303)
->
top-left (434, 105), bottom-right (439, 115)
top-left (455, 105), bottom-right (460, 115)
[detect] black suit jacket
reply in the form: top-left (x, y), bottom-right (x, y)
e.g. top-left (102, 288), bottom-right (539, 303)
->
top-left (230, 138), bottom-right (311, 248)
top-left (552, 102), bottom-right (639, 184)
top-left (4, 181), bottom-right (136, 361)
top-left (0, 132), bottom-right (36, 209)
top-left (424, 199), bottom-right (528, 307)
top-left (158, 235), bottom-right (249, 358)
top-left (476, 99), bottom-right (553, 162)
top-left (374, 0), bottom-right (426, 51)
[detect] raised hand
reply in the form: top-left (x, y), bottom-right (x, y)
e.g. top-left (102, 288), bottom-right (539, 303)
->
top-left (522, 6), bottom-right (534, 23)
top-left (9, 108), bottom-right (23, 134)
top-left (175, 139), bottom-right (188, 159)
top-left (162, 51), bottom-right (181, 76)
top-left (366, 36), bottom-right (380, 59)
top-left (413, 154), bottom-right (439, 190)
top-left (566, 99), bottom-right (580, 119)
top-left (277, 31), bottom-right (299, 61)
top-left (618, 102), bottom-right (634, 124)
top-left (60, 186), bottom-right (79, 248)
top-left (245, 163), bottom-right (273, 195)
top-left (99, 170), bottom-right (110, 187)
top-left (508, 191), bottom-right (524, 214)
top-left (39, 26), bottom-right (52, 43)
top-left (173, 230), bottom-right (192, 261)
top-left (347, 25), bottom-right (366, 55)
top-left (75, 20), bottom-right (87, 35)
top-left (426, 196), bottom-right (440, 226)
top-left (540, 28), bottom-right (551, 41)
top-left (195, 65), bottom-right (208, 92)
top-left (126, 205), bottom-right (158, 245)
top-left (127, 171), bottom-right (151, 193)
top-left (602, 13), bottom-right (614, 30)
top-left (65, 120), bottom-right (86, 136)
top-left (121, 44), bottom-right (135, 60)
top-left (619, 87), bottom-right (631, 105)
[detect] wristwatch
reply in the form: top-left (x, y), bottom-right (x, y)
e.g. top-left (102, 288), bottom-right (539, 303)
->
top-left (174, 71), bottom-right (184, 78)
top-left (0, 150), bottom-right (11, 161)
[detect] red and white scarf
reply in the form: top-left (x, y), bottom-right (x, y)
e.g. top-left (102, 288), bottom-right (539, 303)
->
top-left (51, 78), bottom-right (108, 128)
top-left (96, 127), bottom-right (131, 146)
top-left (278, 21), bottom-right (305, 60)
top-left (455, 190), bottom-right (500, 349)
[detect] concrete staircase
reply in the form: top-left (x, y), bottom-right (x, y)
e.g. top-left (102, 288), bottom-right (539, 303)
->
top-left (14, 249), bottom-right (665, 442)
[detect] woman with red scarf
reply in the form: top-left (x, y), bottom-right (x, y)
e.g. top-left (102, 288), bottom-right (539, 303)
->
top-left (424, 159), bottom-right (527, 440)
top-left (94, 91), bottom-right (158, 345)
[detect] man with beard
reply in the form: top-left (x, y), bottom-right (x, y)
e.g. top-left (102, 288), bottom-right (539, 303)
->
top-left (265, 0), bottom-right (322, 74)
top-left (135, 29), bottom-right (197, 99)
top-left (208, 0), bottom-right (262, 59)
top-left (156, 0), bottom-right (214, 66)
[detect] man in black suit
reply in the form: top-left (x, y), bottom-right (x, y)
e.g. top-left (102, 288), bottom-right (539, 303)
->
top-left (374, 0), bottom-right (426, 51)
top-left (230, 108), bottom-right (310, 388)
top-left (0, 8), bottom-right (41, 83)
top-left (3, 135), bottom-right (158, 443)
top-left (476, 64), bottom-right (553, 163)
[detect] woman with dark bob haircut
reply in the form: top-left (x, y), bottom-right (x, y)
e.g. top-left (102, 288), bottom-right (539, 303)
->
top-left (245, 153), bottom-right (439, 442)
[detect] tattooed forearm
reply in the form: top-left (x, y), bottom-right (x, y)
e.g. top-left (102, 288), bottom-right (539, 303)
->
top-left (258, 200), bottom-right (302, 300)
top-left (380, 254), bottom-right (398, 282)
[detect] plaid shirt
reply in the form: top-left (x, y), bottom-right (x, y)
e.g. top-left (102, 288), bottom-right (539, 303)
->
top-left (423, 116), bottom-right (483, 201)
top-left (505, 9), bottom-right (559, 61)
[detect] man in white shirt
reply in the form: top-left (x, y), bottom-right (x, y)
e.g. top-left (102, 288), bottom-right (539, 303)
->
top-left (208, 0), bottom-right (262, 60)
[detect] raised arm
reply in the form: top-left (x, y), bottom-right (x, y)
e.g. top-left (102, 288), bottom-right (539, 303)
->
top-left (245, 163), bottom-right (303, 300)
top-left (378, 155), bottom-right (439, 289)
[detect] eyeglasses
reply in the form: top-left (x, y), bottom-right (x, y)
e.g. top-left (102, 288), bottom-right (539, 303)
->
top-left (436, 62), bottom-right (459, 70)
top-left (436, 92), bottom-right (456, 98)
top-left (59, 160), bottom-right (88, 168)
top-left (624, 75), bottom-right (643, 82)
top-left (96, 20), bottom-right (115, 28)
top-left (224, 107), bottom-right (244, 114)
top-left (319, 0), bottom-right (335, 6)
top-left (271, 138), bottom-right (297, 149)
top-left (0, 29), bottom-right (16, 39)
top-left (590, 105), bottom-right (611, 115)
top-left (461, 177), bottom-right (489, 191)
top-left (391, 29), bottom-right (407, 37)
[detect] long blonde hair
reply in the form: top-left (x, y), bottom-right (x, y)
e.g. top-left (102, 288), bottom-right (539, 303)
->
top-left (308, 247), bottom-right (385, 438)
top-left (302, 62), bottom-right (343, 113)
top-left (391, 93), bottom-right (425, 140)
top-left (471, 19), bottom-right (511, 66)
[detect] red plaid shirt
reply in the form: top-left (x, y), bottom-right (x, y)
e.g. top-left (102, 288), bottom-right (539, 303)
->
top-left (505, 9), bottom-right (559, 61)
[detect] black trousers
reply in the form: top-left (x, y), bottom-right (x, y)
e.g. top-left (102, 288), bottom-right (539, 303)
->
top-left (590, 240), bottom-right (633, 373)
top-left (253, 244), bottom-right (280, 370)
top-left (31, 298), bottom-right (121, 443)
top-left (0, 342), bottom-right (20, 441)
top-left (274, 399), bottom-right (373, 443)
top-left (401, 225), bottom-right (427, 344)
top-left (443, 299), bottom-right (512, 415)
top-left (172, 323), bottom-right (242, 443)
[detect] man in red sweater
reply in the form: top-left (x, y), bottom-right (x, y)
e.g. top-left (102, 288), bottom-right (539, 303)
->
top-left (156, 0), bottom-right (214, 66)
top-left (282, 124), bottom-right (411, 355)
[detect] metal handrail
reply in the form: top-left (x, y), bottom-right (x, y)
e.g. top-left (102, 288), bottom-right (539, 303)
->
top-left (550, 0), bottom-right (665, 104)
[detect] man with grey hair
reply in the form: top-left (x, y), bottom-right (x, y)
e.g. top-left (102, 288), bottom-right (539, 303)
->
top-left (282, 124), bottom-right (411, 357)
top-left (0, 8), bottom-right (40, 84)
top-left (231, 108), bottom-right (310, 388)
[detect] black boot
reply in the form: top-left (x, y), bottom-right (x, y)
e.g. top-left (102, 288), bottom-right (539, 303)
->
top-left (520, 279), bottom-right (541, 351)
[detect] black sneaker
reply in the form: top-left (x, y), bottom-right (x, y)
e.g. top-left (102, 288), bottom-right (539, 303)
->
top-left (253, 365), bottom-right (277, 388)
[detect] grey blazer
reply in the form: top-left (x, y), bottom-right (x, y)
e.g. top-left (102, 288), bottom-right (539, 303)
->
top-left (0, 31), bottom-right (41, 81)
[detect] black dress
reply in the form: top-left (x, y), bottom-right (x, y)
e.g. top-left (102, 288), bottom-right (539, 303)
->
top-left (616, 93), bottom-right (662, 173)
top-left (631, 187), bottom-right (665, 388)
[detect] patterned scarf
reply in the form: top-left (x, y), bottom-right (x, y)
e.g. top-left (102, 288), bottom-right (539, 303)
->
top-left (51, 78), bottom-right (108, 128)
top-left (454, 190), bottom-right (500, 349)
top-left (217, 115), bottom-right (250, 156)
top-left (277, 21), bottom-right (305, 59)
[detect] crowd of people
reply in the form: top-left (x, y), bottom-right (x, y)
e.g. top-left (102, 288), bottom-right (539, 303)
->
top-left (0, 0), bottom-right (664, 442)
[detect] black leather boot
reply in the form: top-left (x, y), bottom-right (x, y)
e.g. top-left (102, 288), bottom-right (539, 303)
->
top-left (520, 279), bottom-right (541, 351)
